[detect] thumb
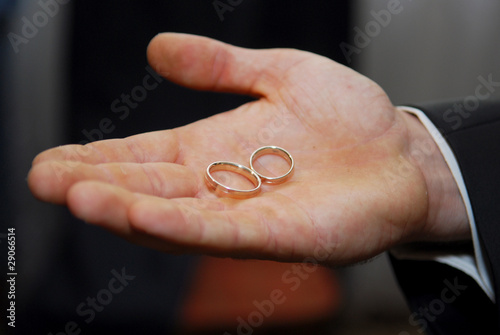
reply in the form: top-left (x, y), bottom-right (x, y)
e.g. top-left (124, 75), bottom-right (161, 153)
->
top-left (147, 32), bottom-right (299, 97)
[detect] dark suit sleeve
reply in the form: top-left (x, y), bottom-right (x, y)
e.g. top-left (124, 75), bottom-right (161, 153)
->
top-left (391, 99), bottom-right (500, 335)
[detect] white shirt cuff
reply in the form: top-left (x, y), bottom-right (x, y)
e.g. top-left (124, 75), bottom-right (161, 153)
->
top-left (396, 106), bottom-right (495, 302)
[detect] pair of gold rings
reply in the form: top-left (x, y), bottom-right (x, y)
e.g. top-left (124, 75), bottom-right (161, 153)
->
top-left (205, 146), bottom-right (294, 199)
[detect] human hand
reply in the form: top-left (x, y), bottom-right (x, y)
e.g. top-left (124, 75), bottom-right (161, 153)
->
top-left (28, 33), bottom-right (469, 265)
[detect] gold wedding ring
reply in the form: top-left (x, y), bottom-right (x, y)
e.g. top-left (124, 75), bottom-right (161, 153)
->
top-left (250, 146), bottom-right (294, 184)
top-left (205, 161), bottom-right (262, 199)
top-left (205, 146), bottom-right (294, 198)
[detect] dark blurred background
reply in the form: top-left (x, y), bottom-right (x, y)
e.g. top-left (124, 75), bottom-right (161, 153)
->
top-left (3, 2), bottom-right (351, 334)
top-left (2, 1), bottom-right (499, 334)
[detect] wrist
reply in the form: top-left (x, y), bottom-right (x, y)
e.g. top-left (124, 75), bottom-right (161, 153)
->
top-left (397, 107), bottom-right (470, 242)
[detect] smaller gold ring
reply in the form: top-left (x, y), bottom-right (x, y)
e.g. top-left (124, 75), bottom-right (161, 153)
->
top-left (250, 146), bottom-right (294, 184)
top-left (205, 161), bottom-right (262, 199)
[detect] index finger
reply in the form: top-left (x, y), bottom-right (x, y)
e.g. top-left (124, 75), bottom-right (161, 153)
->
top-left (32, 129), bottom-right (181, 166)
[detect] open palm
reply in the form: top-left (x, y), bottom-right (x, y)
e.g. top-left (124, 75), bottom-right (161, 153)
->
top-left (28, 33), bottom-right (466, 266)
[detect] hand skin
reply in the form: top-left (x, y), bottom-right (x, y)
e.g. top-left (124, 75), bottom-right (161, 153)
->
top-left (27, 33), bottom-right (469, 266)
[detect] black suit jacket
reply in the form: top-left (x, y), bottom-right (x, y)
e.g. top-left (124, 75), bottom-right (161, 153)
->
top-left (392, 99), bottom-right (500, 334)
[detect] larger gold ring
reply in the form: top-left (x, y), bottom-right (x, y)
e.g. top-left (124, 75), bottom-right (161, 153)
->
top-left (250, 146), bottom-right (294, 184)
top-left (205, 161), bottom-right (262, 199)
